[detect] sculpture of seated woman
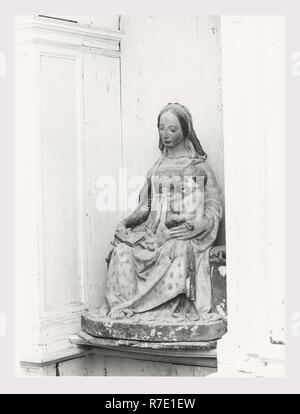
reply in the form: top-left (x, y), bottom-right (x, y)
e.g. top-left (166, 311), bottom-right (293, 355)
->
top-left (98, 103), bottom-right (223, 326)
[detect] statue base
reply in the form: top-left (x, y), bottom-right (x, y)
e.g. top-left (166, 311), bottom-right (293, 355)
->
top-left (81, 310), bottom-right (227, 343)
top-left (69, 331), bottom-right (219, 374)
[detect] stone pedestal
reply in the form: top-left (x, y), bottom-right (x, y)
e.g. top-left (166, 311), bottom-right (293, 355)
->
top-left (81, 312), bottom-right (227, 343)
top-left (67, 311), bottom-right (226, 376)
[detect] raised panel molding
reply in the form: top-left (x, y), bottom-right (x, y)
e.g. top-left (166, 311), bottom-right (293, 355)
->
top-left (82, 53), bottom-right (123, 310)
top-left (16, 16), bottom-right (124, 57)
top-left (40, 52), bottom-right (83, 313)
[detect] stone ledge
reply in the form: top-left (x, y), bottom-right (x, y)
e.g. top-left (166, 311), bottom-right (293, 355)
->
top-left (81, 312), bottom-right (227, 343)
top-left (19, 346), bottom-right (90, 368)
top-left (69, 331), bottom-right (218, 368)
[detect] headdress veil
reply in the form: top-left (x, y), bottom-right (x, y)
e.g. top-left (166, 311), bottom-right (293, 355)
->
top-left (157, 102), bottom-right (207, 161)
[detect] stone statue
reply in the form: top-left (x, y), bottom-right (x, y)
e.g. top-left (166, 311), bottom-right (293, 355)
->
top-left (83, 103), bottom-right (225, 342)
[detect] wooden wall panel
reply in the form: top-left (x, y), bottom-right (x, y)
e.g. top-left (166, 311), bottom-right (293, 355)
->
top-left (57, 354), bottom-right (217, 376)
top-left (16, 49), bottom-right (41, 327)
top-left (217, 16), bottom-right (285, 373)
top-left (40, 53), bottom-right (83, 311)
top-left (21, 364), bottom-right (57, 376)
top-left (83, 53), bottom-right (123, 310)
top-left (58, 356), bottom-right (90, 376)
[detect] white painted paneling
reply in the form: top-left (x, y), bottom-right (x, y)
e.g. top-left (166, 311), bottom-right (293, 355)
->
top-left (83, 53), bottom-right (123, 309)
top-left (40, 53), bottom-right (83, 311)
top-left (16, 17), bottom-right (124, 368)
top-left (21, 364), bottom-right (57, 376)
top-left (58, 356), bottom-right (91, 376)
top-left (16, 47), bottom-right (42, 356)
top-left (120, 16), bottom-right (225, 244)
top-left (217, 16), bottom-right (285, 374)
top-left (263, 19), bottom-right (285, 345)
top-left (57, 353), bottom-right (216, 376)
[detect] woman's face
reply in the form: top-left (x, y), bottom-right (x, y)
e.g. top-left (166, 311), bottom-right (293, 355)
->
top-left (158, 110), bottom-right (185, 149)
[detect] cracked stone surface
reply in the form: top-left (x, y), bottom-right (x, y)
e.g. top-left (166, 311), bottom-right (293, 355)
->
top-left (81, 310), bottom-right (227, 343)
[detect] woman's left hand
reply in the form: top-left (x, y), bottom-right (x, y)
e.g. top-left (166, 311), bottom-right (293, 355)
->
top-left (168, 218), bottom-right (210, 241)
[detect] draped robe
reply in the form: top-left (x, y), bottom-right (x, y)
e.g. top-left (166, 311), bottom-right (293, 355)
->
top-left (102, 150), bottom-right (223, 321)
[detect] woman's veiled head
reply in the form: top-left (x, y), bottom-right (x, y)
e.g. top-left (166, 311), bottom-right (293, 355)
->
top-left (157, 103), bottom-right (207, 160)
